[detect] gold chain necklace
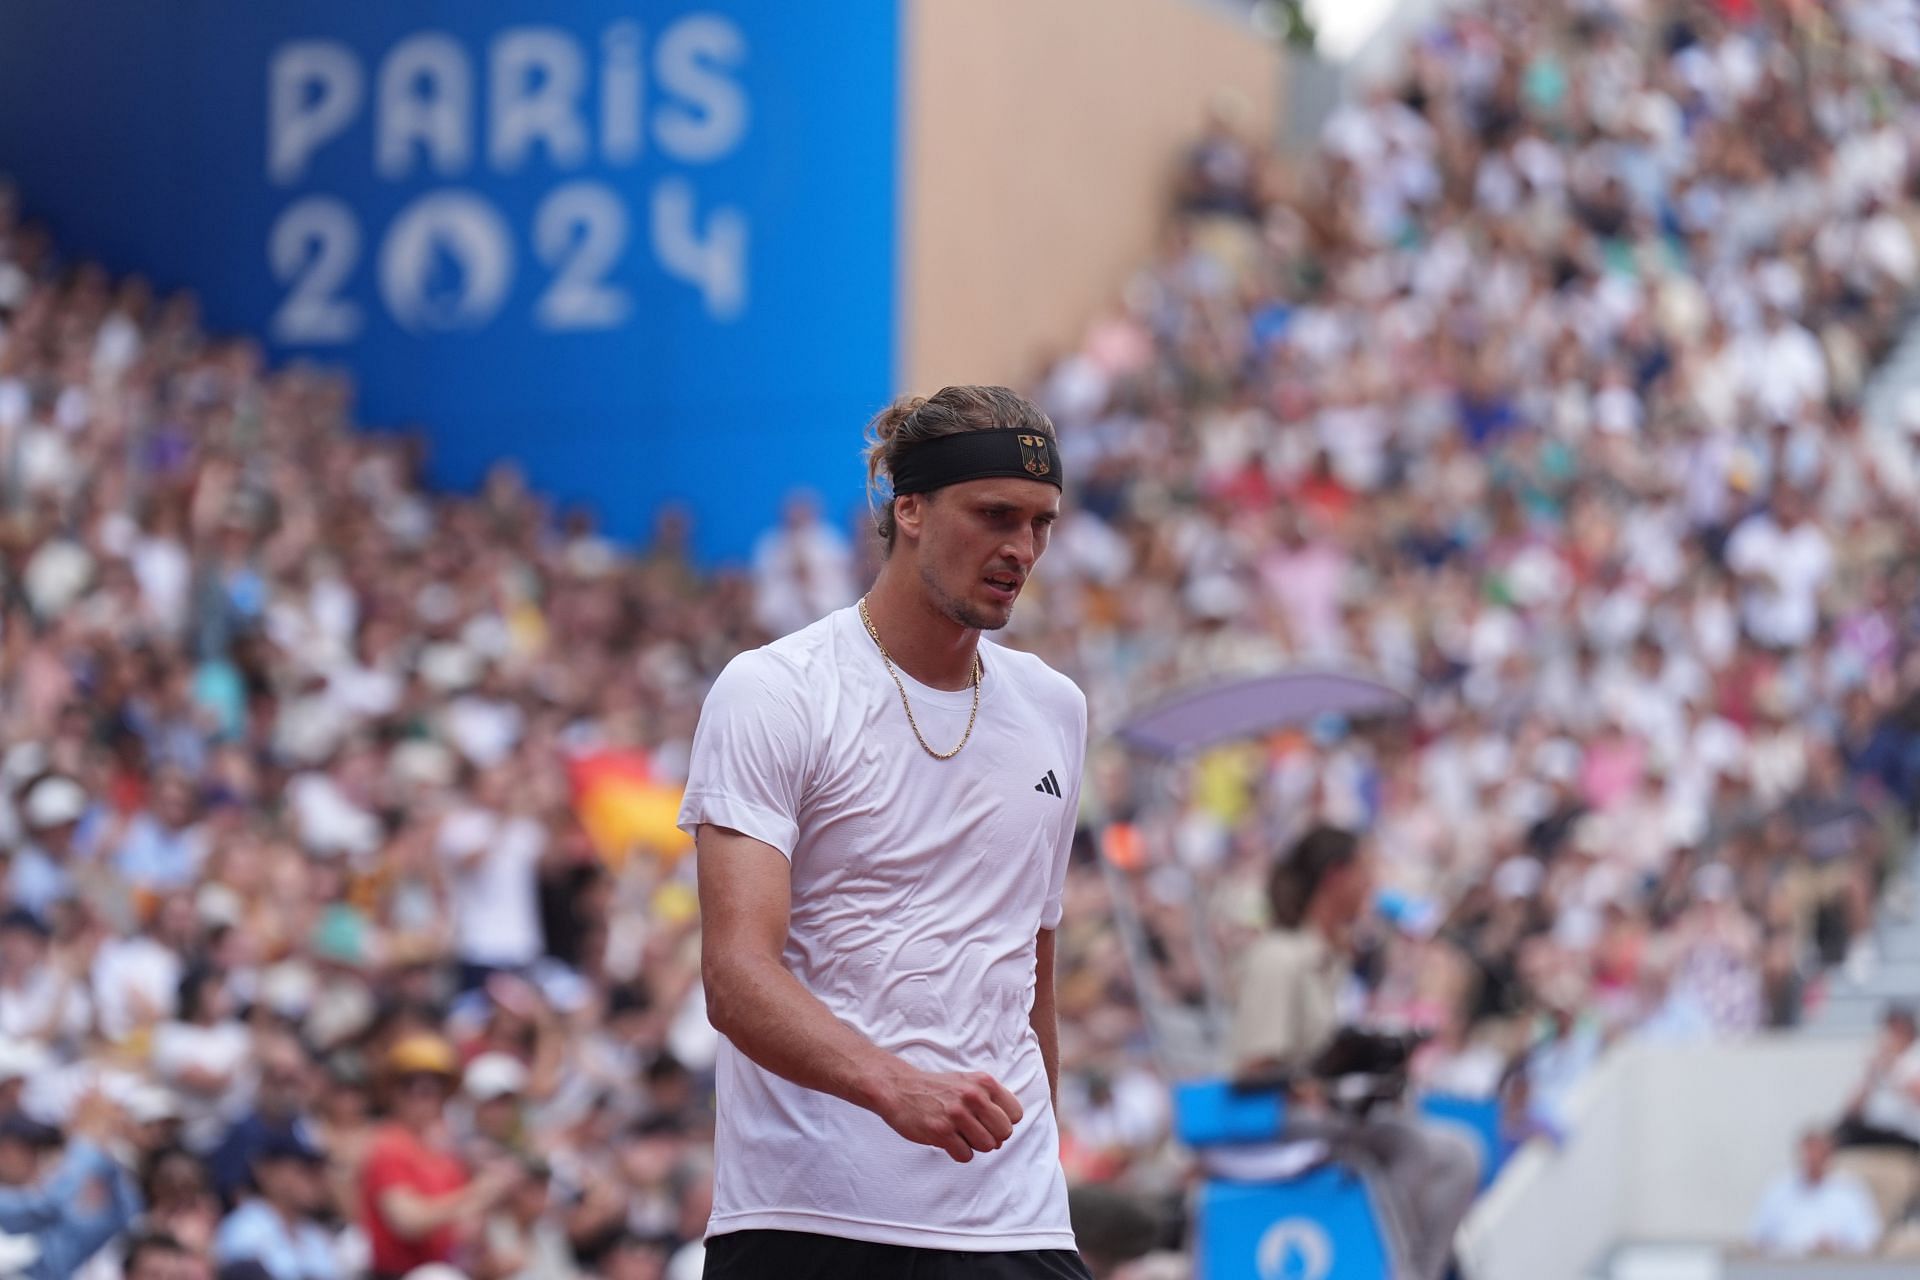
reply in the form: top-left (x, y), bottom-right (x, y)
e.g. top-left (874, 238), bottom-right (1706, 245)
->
top-left (858, 596), bottom-right (980, 760)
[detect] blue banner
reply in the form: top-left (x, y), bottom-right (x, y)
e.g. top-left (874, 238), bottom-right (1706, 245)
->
top-left (1197, 1169), bottom-right (1394, 1280)
top-left (0, 1), bottom-right (899, 560)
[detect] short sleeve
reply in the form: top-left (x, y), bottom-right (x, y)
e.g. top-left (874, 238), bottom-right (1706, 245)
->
top-left (149, 1023), bottom-right (194, 1079)
top-left (213, 1206), bottom-right (268, 1266)
top-left (1040, 687), bottom-right (1089, 931)
top-left (359, 1131), bottom-right (417, 1203)
top-left (676, 650), bottom-right (814, 859)
top-left (1227, 941), bottom-right (1305, 1074)
top-left (1724, 519), bottom-right (1765, 574)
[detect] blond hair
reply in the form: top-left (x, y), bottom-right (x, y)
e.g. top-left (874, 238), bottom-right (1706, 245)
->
top-left (864, 385), bottom-right (1056, 549)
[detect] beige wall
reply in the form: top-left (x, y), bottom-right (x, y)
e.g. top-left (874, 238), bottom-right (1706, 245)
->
top-left (902, 0), bottom-right (1281, 392)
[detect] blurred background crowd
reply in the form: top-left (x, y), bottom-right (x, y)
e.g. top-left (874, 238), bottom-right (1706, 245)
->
top-left (5, 0), bottom-right (1920, 1275)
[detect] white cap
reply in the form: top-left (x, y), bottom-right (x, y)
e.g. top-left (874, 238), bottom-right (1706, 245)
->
top-left (196, 884), bottom-right (244, 929)
top-left (21, 777), bottom-right (86, 831)
top-left (258, 961), bottom-right (319, 1020)
top-left (463, 1053), bottom-right (527, 1103)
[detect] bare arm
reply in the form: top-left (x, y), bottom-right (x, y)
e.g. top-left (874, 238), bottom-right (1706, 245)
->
top-left (1031, 928), bottom-right (1060, 1111)
top-left (696, 824), bottom-right (1023, 1163)
top-left (378, 1165), bottom-right (516, 1241)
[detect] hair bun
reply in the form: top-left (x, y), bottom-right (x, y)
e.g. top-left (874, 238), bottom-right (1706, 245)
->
top-left (870, 396), bottom-right (927, 446)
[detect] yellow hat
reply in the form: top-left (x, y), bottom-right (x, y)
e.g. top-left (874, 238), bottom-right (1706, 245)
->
top-left (386, 1033), bottom-right (458, 1077)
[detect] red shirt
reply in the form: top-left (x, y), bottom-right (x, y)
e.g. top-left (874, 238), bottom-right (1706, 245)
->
top-left (359, 1123), bottom-right (470, 1276)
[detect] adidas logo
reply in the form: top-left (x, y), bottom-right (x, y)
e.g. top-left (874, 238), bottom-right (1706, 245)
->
top-left (1034, 769), bottom-right (1062, 797)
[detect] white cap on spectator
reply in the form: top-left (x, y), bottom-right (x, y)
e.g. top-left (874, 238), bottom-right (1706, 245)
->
top-left (259, 961), bottom-right (319, 1020)
top-left (464, 1053), bottom-right (528, 1103)
top-left (196, 884), bottom-right (243, 929)
top-left (22, 777), bottom-right (86, 830)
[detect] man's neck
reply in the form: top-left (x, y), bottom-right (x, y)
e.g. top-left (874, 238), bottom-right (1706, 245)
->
top-left (1304, 905), bottom-right (1349, 955)
top-left (863, 568), bottom-right (981, 691)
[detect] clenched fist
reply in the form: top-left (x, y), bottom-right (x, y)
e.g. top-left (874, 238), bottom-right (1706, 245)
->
top-left (875, 1067), bottom-right (1025, 1163)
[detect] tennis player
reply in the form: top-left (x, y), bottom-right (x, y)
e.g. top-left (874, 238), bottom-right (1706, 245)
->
top-left (682, 385), bottom-right (1091, 1279)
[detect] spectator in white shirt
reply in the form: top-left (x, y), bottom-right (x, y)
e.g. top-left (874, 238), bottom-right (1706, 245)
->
top-left (0, 908), bottom-right (90, 1048)
top-left (1749, 1129), bottom-right (1882, 1258)
top-left (1725, 487), bottom-right (1832, 650)
top-left (1835, 1004), bottom-right (1920, 1152)
top-left (748, 492), bottom-right (854, 638)
top-left (151, 967), bottom-right (254, 1154)
top-left (438, 769), bottom-right (547, 991)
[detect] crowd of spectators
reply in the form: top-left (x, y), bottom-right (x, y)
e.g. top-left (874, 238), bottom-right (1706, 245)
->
top-left (2, 0), bottom-right (1920, 1276)
top-left (1022, 0), bottom-right (1920, 1264)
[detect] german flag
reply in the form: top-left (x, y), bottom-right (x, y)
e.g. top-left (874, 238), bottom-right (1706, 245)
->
top-left (565, 749), bottom-right (693, 869)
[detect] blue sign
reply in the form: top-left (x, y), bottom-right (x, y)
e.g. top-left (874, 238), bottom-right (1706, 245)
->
top-left (1196, 1168), bottom-right (1395, 1280)
top-left (0, 1), bottom-right (899, 560)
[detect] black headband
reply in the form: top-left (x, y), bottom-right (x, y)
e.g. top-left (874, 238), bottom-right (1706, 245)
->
top-left (889, 429), bottom-right (1063, 495)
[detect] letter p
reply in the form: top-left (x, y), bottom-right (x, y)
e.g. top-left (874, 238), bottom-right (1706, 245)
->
top-left (269, 40), bottom-right (364, 186)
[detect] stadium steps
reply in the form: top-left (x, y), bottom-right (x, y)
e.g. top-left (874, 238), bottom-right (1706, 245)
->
top-left (1807, 838), bottom-right (1920, 1037)
top-left (1862, 304), bottom-right (1920, 433)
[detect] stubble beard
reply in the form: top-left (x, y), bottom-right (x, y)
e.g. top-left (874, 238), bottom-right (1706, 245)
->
top-left (920, 559), bottom-right (1011, 632)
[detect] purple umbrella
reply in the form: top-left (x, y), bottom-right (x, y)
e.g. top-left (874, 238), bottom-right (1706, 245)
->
top-left (1115, 669), bottom-right (1413, 760)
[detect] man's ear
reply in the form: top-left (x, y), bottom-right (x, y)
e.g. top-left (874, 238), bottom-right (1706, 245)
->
top-left (893, 492), bottom-right (927, 544)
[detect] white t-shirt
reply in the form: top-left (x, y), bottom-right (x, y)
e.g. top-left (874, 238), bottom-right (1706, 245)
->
top-left (152, 1019), bottom-right (255, 1151)
top-left (1749, 1169), bottom-right (1881, 1257)
top-left (1725, 515), bottom-right (1832, 649)
top-left (440, 809), bottom-right (546, 968)
top-left (1860, 1042), bottom-right (1920, 1142)
top-left (678, 606), bottom-right (1086, 1252)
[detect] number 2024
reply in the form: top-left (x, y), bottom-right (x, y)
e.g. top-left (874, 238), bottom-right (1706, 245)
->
top-left (268, 177), bottom-right (745, 343)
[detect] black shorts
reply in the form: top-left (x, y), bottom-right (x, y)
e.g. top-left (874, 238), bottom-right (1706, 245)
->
top-left (703, 1229), bottom-right (1093, 1279)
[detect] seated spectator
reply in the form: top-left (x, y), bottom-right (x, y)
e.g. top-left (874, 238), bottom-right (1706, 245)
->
top-left (359, 1035), bottom-right (518, 1280)
top-left (476, 1157), bottom-right (576, 1280)
top-left (1829, 1004), bottom-right (1920, 1230)
top-left (122, 1231), bottom-right (195, 1280)
top-left (1226, 826), bottom-right (1479, 1280)
top-left (0, 908), bottom-right (89, 1048)
top-left (595, 1232), bottom-right (669, 1280)
top-left (213, 1131), bottom-right (338, 1280)
top-left (207, 1033), bottom-right (321, 1207)
top-left (1836, 1004), bottom-right (1920, 1153)
top-left (110, 770), bottom-right (208, 898)
top-left (151, 968), bottom-right (252, 1155)
top-left (1749, 1129), bottom-right (1882, 1259)
top-left (0, 1096), bottom-right (143, 1279)
top-left (142, 1147), bottom-right (222, 1259)
top-left (748, 492), bottom-right (855, 639)
top-left (458, 1054), bottom-right (530, 1164)
top-left (8, 776), bottom-right (88, 918)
